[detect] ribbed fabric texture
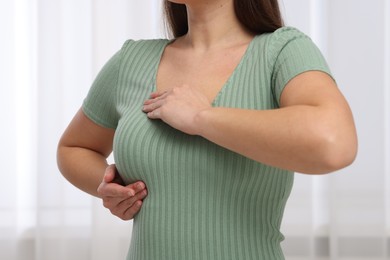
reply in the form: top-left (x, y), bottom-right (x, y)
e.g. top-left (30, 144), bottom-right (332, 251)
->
top-left (83, 27), bottom-right (332, 260)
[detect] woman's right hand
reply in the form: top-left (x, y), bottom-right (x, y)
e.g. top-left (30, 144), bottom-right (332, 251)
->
top-left (97, 164), bottom-right (147, 220)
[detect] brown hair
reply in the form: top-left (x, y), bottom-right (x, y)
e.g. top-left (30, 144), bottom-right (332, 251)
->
top-left (164, 0), bottom-right (284, 38)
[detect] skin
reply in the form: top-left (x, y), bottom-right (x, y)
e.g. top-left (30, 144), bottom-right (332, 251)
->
top-left (57, 0), bottom-right (357, 220)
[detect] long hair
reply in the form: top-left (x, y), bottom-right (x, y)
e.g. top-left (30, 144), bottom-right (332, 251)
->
top-left (163, 0), bottom-right (284, 38)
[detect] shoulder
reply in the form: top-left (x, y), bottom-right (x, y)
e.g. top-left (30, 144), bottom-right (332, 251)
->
top-left (256, 27), bottom-right (313, 53)
top-left (253, 27), bottom-right (321, 67)
top-left (121, 38), bottom-right (170, 55)
top-left (115, 38), bottom-right (170, 67)
top-left (270, 26), bottom-right (309, 42)
top-left (255, 27), bottom-right (310, 46)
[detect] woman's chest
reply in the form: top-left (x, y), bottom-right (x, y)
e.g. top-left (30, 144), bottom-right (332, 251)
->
top-left (155, 44), bottom-right (250, 103)
top-left (113, 43), bottom-right (276, 182)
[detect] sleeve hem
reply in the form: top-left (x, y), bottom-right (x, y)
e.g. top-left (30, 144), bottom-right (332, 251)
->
top-left (276, 68), bottom-right (335, 104)
top-left (82, 103), bottom-right (117, 129)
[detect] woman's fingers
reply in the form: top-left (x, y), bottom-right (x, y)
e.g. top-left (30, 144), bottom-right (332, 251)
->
top-left (98, 165), bottom-right (148, 220)
top-left (117, 188), bottom-right (148, 210)
top-left (97, 180), bottom-right (134, 198)
top-left (109, 187), bottom-right (148, 220)
top-left (142, 92), bottom-right (169, 115)
top-left (143, 91), bottom-right (168, 106)
top-left (123, 200), bottom-right (143, 220)
top-left (127, 181), bottom-right (146, 193)
top-left (103, 164), bottom-right (117, 183)
top-left (148, 90), bottom-right (168, 100)
top-left (142, 85), bottom-right (211, 135)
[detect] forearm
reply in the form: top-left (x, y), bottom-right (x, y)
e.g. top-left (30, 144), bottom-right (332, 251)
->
top-left (195, 105), bottom-right (356, 174)
top-left (57, 146), bottom-right (109, 197)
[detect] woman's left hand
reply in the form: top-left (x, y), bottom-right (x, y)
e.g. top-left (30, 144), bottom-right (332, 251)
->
top-left (142, 85), bottom-right (211, 135)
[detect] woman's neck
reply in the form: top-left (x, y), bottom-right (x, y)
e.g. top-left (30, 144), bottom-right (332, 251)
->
top-left (178, 0), bottom-right (253, 51)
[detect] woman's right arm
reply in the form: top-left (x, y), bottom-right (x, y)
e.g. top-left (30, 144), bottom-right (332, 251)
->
top-left (57, 108), bottom-right (147, 220)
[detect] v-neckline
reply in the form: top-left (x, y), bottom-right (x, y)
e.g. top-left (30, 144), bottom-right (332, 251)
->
top-left (150, 36), bottom-right (257, 106)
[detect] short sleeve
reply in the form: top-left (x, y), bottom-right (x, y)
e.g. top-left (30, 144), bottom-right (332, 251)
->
top-left (270, 27), bottom-right (333, 105)
top-left (82, 43), bottom-right (127, 129)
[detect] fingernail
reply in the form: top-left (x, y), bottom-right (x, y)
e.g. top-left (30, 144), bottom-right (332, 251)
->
top-left (128, 190), bottom-right (135, 197)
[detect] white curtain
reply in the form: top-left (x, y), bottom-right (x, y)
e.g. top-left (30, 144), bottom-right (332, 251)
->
top-left (1, 0), bottom-right (162, 259)
top-left (0, 0), bottom-right (389, 259)
top-left (280, 1), bottom-right (390, 259)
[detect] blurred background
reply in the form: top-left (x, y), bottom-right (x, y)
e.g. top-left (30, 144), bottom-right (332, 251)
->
top-left (0, 0), bottom-right (389, 259)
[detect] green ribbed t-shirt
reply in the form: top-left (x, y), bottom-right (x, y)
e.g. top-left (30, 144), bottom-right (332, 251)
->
top-left (83, 27), bottom-right (332, 260)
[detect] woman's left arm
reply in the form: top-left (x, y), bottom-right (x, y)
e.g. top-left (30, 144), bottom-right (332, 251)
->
top-left (143, 71), bottom-right (358, 174)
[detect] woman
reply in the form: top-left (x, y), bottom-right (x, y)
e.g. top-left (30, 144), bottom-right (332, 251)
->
top-left (57, 0), bottom-right (358, 259)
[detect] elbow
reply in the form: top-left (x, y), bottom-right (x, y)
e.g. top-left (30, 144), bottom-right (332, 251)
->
top-left (316, 128), bottom-right (358, 174)
top-left (56, 143), bottom-right (67, 176)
